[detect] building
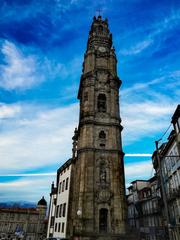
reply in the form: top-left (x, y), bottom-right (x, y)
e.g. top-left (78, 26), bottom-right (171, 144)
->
top-left (47, 159), bottom-right (72, 238)
top-left (127, 177), bottom-right (166, 240)
top-left (152, 105), bottom-right (180, 240)
top-left (127, 180), bottom-right (149, 229)
top-left (0, 197), bottom-right (47, 240)
top-left (47, 16), bottom-right (139, 240)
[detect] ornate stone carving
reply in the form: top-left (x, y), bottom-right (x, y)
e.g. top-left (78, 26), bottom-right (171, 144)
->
top-left (96, 189), bottom-right (112, 203)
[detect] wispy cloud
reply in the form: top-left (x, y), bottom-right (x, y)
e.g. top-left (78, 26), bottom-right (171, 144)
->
top-left (0, 40), bottom-right (45, 90)
top-left (0, 173), bottom-right (56, 177)
top-left (0, 103), bottom-right (21, 119)
top-left (119, 9), bottom-right (180, 56)
top-left (0, 40), bottom-right (82, 93)
top-left (0, 159), bottom-right (153, 202)
top-left (122, 101), bottom-right (175, 145)
top-left (121, 70), bottom-right (179, 145)
top-left (0, 103), bottom-right (79, 174)
top-left (125, 160), bottom-right (154, 182)
top-left (120, 39), bottom-right (153, 55)
top-left (0, 176), bottom-right (54, 202)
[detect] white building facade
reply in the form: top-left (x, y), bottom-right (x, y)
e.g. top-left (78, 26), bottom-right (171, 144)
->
top-left (47, 159), bottom-right (72, 238)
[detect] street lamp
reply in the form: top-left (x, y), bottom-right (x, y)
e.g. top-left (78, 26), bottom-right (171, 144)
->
top-left (77, 210), bottom-right (82, 217)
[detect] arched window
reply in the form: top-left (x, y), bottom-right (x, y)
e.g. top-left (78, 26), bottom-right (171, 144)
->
top-left (99, 131), bottom-right (106, 139)
top-left (97, 94), bottom-right (106, 112)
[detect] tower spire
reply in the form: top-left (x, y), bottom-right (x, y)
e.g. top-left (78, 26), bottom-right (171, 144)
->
top-left (87, 15), bottom-right (112, 51)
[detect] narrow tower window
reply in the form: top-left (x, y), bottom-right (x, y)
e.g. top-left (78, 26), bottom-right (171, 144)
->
top-left (99, 208), bottom-right (108, 233)
top-left (98, 94), bottom-right (106, 112)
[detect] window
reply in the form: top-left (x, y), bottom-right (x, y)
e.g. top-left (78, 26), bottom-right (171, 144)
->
top-left (55, 223), bottom-right (57, 232)
top-left (56, 205), bottom-right (59, 218)
top-left (58, 223), bottom-right (61, 232)
top-left (63, 203), bottom-right (66, 217)
top-left (59, 182), bottom-right (62, 193)
top-left (65, 178), bottom-right (69, 190)
top-left (99, 131), bottom-right (106, 139)
top-left (99, 130), bottom-right (106, 148)
top-left (97, 94), bottom-right (106, 112)
top-left (62, 222), bottom-right (65, 233)
top-left (62, 180), bottom-right (65, 192)
top-left (50, 216), bottom-right (55, 227)
top-left (100, 143), bottom-right (105, 147)
top-left (99, 208), bottom-right (108, 233)
top-left (59, 204), bottom-right (62, 217)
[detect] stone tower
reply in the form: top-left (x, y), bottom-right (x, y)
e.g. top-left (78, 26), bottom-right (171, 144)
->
top-left (68, 16), bottom-right (127, 239)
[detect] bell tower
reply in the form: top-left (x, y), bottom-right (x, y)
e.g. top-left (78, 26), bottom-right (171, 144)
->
top-left (68, 16), bottom-right (127, 239)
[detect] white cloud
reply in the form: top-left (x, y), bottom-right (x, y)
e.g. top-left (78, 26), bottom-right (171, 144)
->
top-left (0, 41), bottom-right (45, 90)
top-left (119, 10), bottom-right (180, 56)
top-left (0, 173), bottom-right (56, 177)
top-left (0, 176), bottom-right (54, 202)
top-left (0, 160), bottom-right (153, 202)
top-left (121, 101), bottom-right (175, 145)
top-left (125, 160), bottom-right (154, 182)
top-left (0, 103), bottom-right (21, 119)
top-left (0, 40), bottom-right (79, 91)
top-left (0, 103), bottom-right (79, 174)
top-left (120, 71), bottom-right (179, 145)
top-left (120, 39), bottom-right (153, 55)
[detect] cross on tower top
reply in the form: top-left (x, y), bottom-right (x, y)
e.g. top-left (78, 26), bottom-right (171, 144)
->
top-left (96, 8), bottom-right (102, 17)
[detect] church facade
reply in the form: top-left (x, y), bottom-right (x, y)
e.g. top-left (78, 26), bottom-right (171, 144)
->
top-left (47, 16), bottom-right (137, 240)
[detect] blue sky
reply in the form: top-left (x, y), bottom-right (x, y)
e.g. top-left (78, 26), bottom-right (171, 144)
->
top-left (0, 0), bottom-right (180, 203)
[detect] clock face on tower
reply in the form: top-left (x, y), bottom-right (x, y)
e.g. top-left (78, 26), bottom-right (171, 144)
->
top-left (98, 46), bottom-right (106, 52)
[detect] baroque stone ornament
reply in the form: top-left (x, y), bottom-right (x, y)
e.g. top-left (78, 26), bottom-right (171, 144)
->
top-left (97, 189), bottom-right (112, 203)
